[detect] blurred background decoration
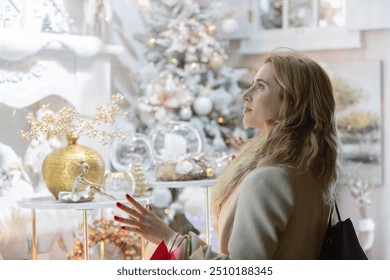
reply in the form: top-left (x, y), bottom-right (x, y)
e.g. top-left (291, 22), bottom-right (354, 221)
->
top-left (113, 0), bottom-right (249, 155)
top-left (0, 0), bottom-right (389, 260)
top-left (348, 168), bottom-right (376, 254)
top-left (326, 60), bottom-right (382, 186)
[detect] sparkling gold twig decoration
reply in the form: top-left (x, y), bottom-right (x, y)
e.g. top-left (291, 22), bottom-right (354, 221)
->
top-left (21, 93), bottom-right (127, 145)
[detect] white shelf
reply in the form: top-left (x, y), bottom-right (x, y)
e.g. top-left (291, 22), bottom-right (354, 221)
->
top-left (0, 32), bottom-right (123, 61)
top-left (17, 195), bottom-right (152, 210)
top-left (149, 179), bottom-right (217, 189)
top-left (17, 194), bottom-right (152, 260)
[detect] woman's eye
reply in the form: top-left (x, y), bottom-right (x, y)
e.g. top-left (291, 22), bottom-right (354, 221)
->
top-left (256, 83), bottom-right (264, 89)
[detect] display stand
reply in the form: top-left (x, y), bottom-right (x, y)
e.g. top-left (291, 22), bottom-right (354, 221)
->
top-left (17, 195), bottom-right (151, 260)
top-left (148, 179), bottom-right (216, 244)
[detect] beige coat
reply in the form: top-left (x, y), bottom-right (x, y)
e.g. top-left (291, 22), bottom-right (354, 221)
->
top-left (178, 165), bottom-right (331, 260)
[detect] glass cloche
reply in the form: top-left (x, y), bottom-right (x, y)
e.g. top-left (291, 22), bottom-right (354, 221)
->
top-left (150, 121), bottom-right (203, 163)
top-left (104, 171), bottom-right (135, 199)
top-left (109, 133), bottom-right (154, 172)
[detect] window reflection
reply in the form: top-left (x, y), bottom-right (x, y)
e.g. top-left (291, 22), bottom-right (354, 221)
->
top-left (258, 0), bottom-right (283, 29)
top-left (258, 0), bottom-right (345, 29)
top-left (319, 0), bottom-right (345, 27)
top-left (289, 0), bottom-right (313, 27)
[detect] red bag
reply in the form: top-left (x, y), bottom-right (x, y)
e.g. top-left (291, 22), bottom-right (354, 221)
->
top-left (149, 241), bottom-right (181, 260)
top-left (150, 234), bottom-right (188, 260)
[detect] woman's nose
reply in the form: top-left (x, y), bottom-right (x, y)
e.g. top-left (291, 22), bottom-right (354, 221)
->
top-left (241, 88), bottom-right (251, 102)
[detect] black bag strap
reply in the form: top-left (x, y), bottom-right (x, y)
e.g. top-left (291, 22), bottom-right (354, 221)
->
top-left (328, 201), bottom-right (342, 225)
top-left (334, 202), bottom-right (342, 222)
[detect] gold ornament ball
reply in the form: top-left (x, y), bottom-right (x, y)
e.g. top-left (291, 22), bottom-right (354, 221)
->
top-left (42, 137), bottom-right (105, 199)
top-left (206, 23), bottom-right (217, 35)
top-left (205, 167), bottom-right (215, 178)
top-left (208, 52), bottom-right (225, 69)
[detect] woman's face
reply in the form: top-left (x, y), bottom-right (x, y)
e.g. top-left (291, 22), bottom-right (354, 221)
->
top-left (241, 62), bottom-right (283, 131)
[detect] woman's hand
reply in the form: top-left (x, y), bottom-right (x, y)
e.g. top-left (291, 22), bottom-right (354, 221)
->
top-left (114, 194), bottom-right (176, 245)
top-left (232, 136), bottom-right (245, 150)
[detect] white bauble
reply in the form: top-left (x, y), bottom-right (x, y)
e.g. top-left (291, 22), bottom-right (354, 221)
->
top-left (151, 188), bottom-right (172, 208)
top-left (193, 96), bottom-right (213, 116)
top-left (188, 62), bottom-right (201, 73)
top-left (184, 196), bottom-right (204, 216)
top-left (180, 106), bottom-right (193, 120)
top-left (155, 108), bottom-right (168, 120)
top-left (175, 159), bottom-right (193, 175)
top-left (221, 18), bottom-right (239, 34)
top-left (183, 190), bottom-right (206, 233)
top-left (179, 187), bottom-right (204, 216)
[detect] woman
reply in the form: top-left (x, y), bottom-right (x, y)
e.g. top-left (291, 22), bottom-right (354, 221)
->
top-left (114, 49), bottom-right (341, 259)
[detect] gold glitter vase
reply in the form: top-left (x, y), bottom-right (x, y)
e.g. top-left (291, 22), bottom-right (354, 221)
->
top-left (42, 136), bottom-right (105, 199)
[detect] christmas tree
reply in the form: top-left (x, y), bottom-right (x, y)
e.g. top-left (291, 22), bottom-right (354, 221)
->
top-left (131, 161), bottom-right (151, 197)
top-left (130, 0), bottom-right (245, 153)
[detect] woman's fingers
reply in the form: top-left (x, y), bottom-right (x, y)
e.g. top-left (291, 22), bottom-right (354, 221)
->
top-left (114, 215), bottom-right (144, 228)
top-left (232, 136), bottom-right (245, 149)
top-left (125, 193), bottom-right (148, 215)
top-left (116, 202), bottom-right (144, 220)
top-left (120, 225), bottom-right (145, 236)
top-left (116, 192), bottom-right (149, 216)
top-left (114, 194), bottom-right (176, 244)
top-left (114, 211), bottom-right (159, 243)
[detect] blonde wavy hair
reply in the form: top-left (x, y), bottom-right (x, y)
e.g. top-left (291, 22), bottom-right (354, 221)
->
top-left (211, 50), bottom-right (341, 228)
